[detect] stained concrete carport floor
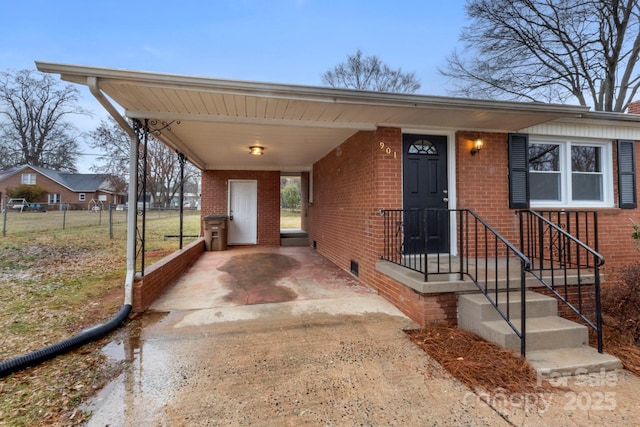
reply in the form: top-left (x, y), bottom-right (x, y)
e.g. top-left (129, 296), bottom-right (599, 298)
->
top-left (82, 247), bottom-right (640, 426)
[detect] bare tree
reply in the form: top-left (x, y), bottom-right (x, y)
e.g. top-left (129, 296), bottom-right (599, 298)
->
top-left (0, 69), bottom-right (87, 171)
top-left (322, 49), bottom-right (421, 93)
top-left (441, 0), bottom-right (640, 112)
top-left (145, 139), bottom-right (199, 208)
top-left (87, 117), bottom-right (130, 199)
top-left (88, 117), bottom-right (200, 207)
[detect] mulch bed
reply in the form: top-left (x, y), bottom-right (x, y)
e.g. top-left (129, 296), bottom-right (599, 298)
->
top-left (406, 324), bottom-right (554, 395)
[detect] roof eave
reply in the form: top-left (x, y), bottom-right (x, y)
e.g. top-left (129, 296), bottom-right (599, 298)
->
top-left (35, 61), bottom-right (591, 118)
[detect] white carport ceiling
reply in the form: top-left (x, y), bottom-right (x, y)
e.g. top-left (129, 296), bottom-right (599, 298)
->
top-left (36, 62), bottom-right (592, 172)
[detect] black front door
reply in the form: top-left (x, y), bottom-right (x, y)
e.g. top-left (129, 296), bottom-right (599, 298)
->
top-left (402, 134), bottom-right (449, 253)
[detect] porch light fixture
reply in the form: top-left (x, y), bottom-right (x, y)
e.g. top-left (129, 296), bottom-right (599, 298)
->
top-left (471, 139), bottom-right (483, 156)
top-left (249, 146), bottom-right (264, 156)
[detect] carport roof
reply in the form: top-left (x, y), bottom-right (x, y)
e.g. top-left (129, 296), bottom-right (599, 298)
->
top-left (37, 61), bottom-right (602, 172)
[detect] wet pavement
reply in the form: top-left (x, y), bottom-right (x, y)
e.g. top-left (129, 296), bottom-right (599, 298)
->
top-left (81, 247), bottom-right (640, 426)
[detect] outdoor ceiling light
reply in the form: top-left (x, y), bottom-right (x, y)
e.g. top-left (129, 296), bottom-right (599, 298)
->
top-left (471, 138), bottom-right (483, 156)
top-left (249, 146), bottom-right (264, 156)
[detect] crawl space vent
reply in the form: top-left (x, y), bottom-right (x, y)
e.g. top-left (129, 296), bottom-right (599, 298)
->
top-left (350, 260), bottom-right (359, 276)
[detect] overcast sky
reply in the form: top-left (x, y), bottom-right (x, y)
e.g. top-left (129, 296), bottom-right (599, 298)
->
top-left (0, 0), bottom-right (469, 171)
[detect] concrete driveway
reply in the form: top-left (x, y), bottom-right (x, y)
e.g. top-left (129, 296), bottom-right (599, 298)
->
top-left (82, 247), bottom-right (639, 426)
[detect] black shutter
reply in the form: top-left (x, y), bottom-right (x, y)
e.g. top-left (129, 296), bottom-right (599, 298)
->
top-left (617, 140), bottom-right (637, 209)
top-left (508, 133), bottom-right (530, 209)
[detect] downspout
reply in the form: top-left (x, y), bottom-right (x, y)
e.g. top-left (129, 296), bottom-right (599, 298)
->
top-left (87, 76), bottom-right (138, 306)
top-left (0, 77), bottom-right (137, 377)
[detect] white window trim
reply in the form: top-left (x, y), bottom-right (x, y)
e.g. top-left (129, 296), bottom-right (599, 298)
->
top-left (79, 193), bottom-right (86, 201)
top-left (529, 137), bottom-right (614, 208)
top-left (48, 193), bottom-right (61, 204)
top-left (21, 173), bottom-right (36, 185)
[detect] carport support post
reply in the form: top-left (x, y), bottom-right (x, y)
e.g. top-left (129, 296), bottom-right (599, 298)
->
top-left (178, 152), bottom-right (186, 249)
top-left (124, 128), bottom-right (139, 306)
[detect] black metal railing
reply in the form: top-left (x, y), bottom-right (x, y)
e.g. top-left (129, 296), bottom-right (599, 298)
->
top-left (519, 210), bottom-right (604, 353)
top-left (382, 208), bottom-right (457, 281)
top-left (381, 209), bottom-right (532, 355)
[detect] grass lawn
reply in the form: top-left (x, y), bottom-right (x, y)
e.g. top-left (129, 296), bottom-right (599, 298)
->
top-left (0, 210), bottom-right (201, 425)
top-left (280, 209), bottom-right (301, 229)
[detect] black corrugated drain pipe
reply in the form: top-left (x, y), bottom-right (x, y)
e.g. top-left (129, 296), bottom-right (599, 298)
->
top-left (0, 304), bottom-right (131, 378)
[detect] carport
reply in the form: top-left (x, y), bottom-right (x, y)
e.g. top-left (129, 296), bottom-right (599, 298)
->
top-left (35, 61), bottom-right (587, 312)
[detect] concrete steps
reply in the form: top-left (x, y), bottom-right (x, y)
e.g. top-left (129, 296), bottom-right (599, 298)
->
top-left (280, 230), bottom-right (309, 247)
top-left (482, 316), bottom-right (588, 351)
top-left (458, 291), bottom-right (622, 375)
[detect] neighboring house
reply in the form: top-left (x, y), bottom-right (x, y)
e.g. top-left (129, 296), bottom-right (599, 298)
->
top-left (36, 63), bottom-right (640, 367)
top-left (0, 164), bottom-right (121, 210)
top-left (166, 192), bottom-right (199, 209)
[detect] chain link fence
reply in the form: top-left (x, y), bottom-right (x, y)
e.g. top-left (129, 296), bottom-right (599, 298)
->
top-left (1, 200), bottom-right (202, 238)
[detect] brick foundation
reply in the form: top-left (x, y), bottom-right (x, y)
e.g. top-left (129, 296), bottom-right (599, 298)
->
top-left (132, 238), bottom-right (205, 312)
top-left (374, 271), bottom-right (458, 326)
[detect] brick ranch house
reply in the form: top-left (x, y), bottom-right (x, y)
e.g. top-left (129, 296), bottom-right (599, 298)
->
top-left (0, 164), bottom-right (120, 210)
top-left (37, 62), bottom-right (640, 363)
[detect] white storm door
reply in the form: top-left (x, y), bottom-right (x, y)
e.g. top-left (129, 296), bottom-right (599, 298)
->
top-left (228, 180), bottom-right (258, 245)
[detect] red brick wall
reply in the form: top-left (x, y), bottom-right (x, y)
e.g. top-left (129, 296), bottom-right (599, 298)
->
top-left (310, 128), bottom-right (402, 287)
top-left (200, 170), bottom-right (280, 245)
top-left (456, 132), bottom-right (521, 243)
top-left (375, 273), bottom-right (458, 325)
top-left (312, 127), bottom-right (455, 325)
top-left (132, 238), bottom-right (205, 312)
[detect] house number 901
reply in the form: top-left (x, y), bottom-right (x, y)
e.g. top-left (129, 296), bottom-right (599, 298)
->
top-left (379, 142), bottom-right (397, 159)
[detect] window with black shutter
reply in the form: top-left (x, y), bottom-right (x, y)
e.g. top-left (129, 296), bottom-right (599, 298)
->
top-left (508, 133), bottom-right (530, 209)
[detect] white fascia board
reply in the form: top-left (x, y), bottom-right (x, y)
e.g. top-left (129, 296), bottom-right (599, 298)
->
top-left (36, 61), bottom-right (592, 117)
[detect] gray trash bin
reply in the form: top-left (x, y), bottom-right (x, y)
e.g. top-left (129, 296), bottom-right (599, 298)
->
top-left (202, 215), bottom-right (229, 251)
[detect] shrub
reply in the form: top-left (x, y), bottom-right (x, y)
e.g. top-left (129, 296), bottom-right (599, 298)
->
top-left (7, 184), bottom-right (47, 202)
top-left (601, 264), bottom-right (640, 345)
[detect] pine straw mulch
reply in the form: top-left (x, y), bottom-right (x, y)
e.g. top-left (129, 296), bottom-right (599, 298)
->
top-left (406, 319), bottom-right (640, 400)
top-left (601, 325), bottom-right (640, 375)
top-left (406, 323), bottom-right (556, 396)
top-left (599, 316), bottom-right (640, 376)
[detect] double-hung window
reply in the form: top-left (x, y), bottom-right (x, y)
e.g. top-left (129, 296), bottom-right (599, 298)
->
top-left (528, 139), bottom-right (612, 207)
top-left (21, 173), bottom-right (36, 185)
